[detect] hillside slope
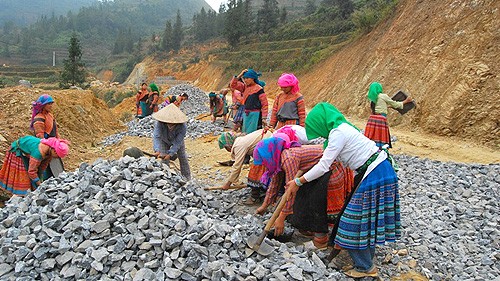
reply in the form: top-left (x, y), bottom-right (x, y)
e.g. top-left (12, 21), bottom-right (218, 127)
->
top-left (300, 0), bottom-right (499, 147)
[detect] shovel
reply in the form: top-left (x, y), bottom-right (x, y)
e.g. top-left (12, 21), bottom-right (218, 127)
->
top-left (203, 183), bottom-right (246, 191)
top-left (49, 158), bottom-right (65, 177)
top-left (246, 170), bottom-right (303, 256)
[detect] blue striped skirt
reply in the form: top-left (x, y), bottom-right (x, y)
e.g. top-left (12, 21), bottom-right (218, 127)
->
top-left (334, 159), bottom-right (400, 249)
top-left (233, 104), bottom-right (244, 123)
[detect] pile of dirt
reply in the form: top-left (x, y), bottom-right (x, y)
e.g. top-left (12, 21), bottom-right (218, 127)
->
top-left (0, 86), bottom-right (125, 170)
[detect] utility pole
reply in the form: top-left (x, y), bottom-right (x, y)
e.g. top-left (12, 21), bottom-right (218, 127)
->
top-left (53, 51), bottom-right (56, 67)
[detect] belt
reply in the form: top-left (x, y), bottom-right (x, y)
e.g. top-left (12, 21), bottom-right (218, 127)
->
top-left (356, 151), bottom-right (380, 174)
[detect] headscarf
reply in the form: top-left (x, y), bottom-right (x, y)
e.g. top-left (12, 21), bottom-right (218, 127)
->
top-left (30, 94), bottom-right (54, 129)
top-left (274, 126), bottom-right (299, 144)
top-left (242, 69), bottom-right (266, 88)
top-left (149, 83), bottom-right (159, 93)
top-left (208, 92), bottom-right (217, 98)
top-left (253, 134), bottom-right (300, 184)
top-left (305, 102), bottom-right (358, 148)
top-left (218, 131), bottom-right (238, 149)
top-left (367, 82), bottom-right (383, 103)
top-left (277, 73), bottom-right (300, 94)
top-left (40, 137), bottom-right (70, 158)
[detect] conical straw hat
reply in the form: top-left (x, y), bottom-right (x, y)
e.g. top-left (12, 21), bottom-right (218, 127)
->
top-left (152, 104), bottom-right (188, 124)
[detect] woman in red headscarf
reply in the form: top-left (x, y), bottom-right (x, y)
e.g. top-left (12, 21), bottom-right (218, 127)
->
top-left (269, 73), bottom-right (306, 129)
top-left (0, 136), bottom-right (69, 201)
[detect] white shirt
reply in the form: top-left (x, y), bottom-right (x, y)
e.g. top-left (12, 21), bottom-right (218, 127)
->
top-left (303, 123), bottom-right (380, 182)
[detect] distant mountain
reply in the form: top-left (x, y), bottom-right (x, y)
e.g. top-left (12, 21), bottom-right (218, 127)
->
top-left (0, 0), bottom-right (98, 26)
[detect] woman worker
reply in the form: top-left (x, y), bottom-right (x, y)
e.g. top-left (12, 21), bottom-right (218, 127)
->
top-left (152, 104), bottom-right (191, 180)
top-left (285, 102), bottom-right (400, 278)
top-left (217, 129), bottom-right (273, 204)
top-left (254, 136), bottom-right (353, 249)
top-left (136, 83), bottom-right (150, 118)
top-left (0, 136), bottom-right (69, 201)
top-left (364, 82), bottom-right (412, 148)
top-left (268, 73), bottom-right (306, 129)
top-left (230, 68), bottom-right (269, 134)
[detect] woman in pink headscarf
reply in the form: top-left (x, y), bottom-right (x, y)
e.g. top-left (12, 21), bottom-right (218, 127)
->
top-left (269, 73), bottom-right (306, 129)
top-left (0, 136), bottom-right (69, 201)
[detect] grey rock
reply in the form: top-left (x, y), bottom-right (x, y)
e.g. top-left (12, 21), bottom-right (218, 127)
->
top-left (287, 265), bottom-right (303, 280)
top-left (0, 263), bottom-right (13, 277)
top-left (164, 267), bottom-right (183, 279)
top-left (133, 268), bottom-right (156, 281)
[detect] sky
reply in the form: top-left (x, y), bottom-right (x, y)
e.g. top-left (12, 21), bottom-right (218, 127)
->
top-left (204, 0), bottom-right (225, 11)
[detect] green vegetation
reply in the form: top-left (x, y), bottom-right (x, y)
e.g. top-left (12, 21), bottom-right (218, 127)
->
top-left (92, 88), bottom-right (135, 108)
top-left (60, 34), bottom-right (86, 88)
top-left (189, 0), bottom-right (399, 73)
top-left (0, 0), bottom-right (399, 87)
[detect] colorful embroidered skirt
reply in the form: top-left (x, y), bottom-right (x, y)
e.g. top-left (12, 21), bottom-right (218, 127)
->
top-left (247, 163), bottom-right (267, 190)
top-left (364, 114), bottom-right (391, 148)
top-left (232, 104), bottom-right (244, 123)
top-left (0, 151), bottom-right (34, 198)
top-left (334, 159), bottom-right (400, 249)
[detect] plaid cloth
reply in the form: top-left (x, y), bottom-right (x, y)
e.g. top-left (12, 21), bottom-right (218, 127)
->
top-left (247, 163), bottom-right (267, 190)
top-left (364, 114), bottom-right (391, 148)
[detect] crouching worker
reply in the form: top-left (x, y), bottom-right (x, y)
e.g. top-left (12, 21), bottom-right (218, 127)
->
top-left (254, 137), bottom-right (353, 249)
top-left (152, 104), bottom-right (191, 180)
top-left (0, 136), bottom-right (69, 201)
top-left (217, 129), bottom-right (272, 204)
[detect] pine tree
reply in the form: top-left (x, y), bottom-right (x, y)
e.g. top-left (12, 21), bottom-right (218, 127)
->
top-left (60, 34), bottom-right (86, 88)
top-left (304, 0), bottom-right (317, 16)
top-left (223, 0), bottom-right (243, 47)
top-left (257, 0), bottom-right (279, 33)
top-left (172, 10), bottom-right (183, 51)
top-left (162, 21), bottom-right (173, 52)
top-left (280, 7), bottom-right (287, 24)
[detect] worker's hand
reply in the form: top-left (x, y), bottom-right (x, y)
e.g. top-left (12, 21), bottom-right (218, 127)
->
top-left (273, 213), bottom-right (286, 236)
top-left (154, 152), bottom-right (160, 158)
top-left (255, 204), bottom-right (268, 215)
top-left (163, 154), bottom-right (171, 161)
top-left (403, 96), bottom-right (413, 104)
top-left (238, 69), bottom-right (248, 78)
top-left (285, 179), bottom-right (300, 195)
top-left (261, 120), bottom-right (268, 129)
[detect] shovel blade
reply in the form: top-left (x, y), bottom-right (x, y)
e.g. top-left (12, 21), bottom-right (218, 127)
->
top-left (246, 234), bottom-right (274, 256)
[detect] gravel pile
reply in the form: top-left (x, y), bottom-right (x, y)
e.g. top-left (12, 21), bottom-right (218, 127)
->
top-left (394, 155), bottom-right (500, 281)
top-left (101, 84), bottom-right (223, 146)
top-left (0, 156), bottom-right (345, 281)
top-left (161, 84), bottom-right (210, 119)
top-left (1, 154), bottom-right (496, 280)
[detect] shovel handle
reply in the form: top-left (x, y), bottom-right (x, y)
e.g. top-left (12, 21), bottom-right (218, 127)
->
top-left (251, 170), bottom-right (304, 250)
top-left (263, 170), bottom-right (303, 232)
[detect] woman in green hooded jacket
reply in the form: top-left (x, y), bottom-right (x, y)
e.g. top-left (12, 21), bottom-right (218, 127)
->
top-left (364, 82), bottom-right (412, 148)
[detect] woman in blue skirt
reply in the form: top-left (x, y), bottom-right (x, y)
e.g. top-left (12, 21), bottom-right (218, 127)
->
top-left (285, 102), bottom-right (400, 278)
